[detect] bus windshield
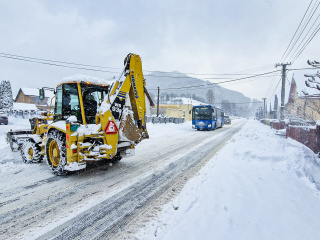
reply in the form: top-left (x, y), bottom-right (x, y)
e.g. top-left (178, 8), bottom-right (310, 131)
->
top-left (193, 107), bottom-right (213, 120)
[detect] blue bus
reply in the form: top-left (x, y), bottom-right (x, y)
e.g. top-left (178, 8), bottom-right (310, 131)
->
top-left (192, 105), bottom-right (224, 130)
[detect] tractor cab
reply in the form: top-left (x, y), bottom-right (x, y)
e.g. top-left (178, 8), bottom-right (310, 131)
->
top-left (54, 81), bottom-right (109, 124)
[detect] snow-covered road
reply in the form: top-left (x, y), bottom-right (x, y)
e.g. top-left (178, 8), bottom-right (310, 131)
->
top-left (0, 117), bottom-right (246, 239)
top-left (132, 119), bottom-right (320, 240)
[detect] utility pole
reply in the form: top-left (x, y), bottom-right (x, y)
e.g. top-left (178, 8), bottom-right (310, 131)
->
top-left (262, 98), bottom-right (267, 118)
top-left (157, 86), bottom-right (160, 117)
top-left (275, 62), bottom-right (291, 120)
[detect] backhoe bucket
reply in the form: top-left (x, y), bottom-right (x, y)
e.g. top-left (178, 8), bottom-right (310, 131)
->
top-left (119, 114), bottom-right (143, 142)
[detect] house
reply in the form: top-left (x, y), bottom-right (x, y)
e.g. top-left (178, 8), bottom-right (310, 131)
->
top-left (285, 77), bottom-right (320, 122)
top-left (15, 87), bottom-right (54, 111)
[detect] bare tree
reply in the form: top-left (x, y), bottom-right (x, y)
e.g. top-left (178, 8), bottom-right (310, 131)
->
top-left (206, 89), bottom-right (214, 104)
top-left (304, 60), bottom-right (320, 90)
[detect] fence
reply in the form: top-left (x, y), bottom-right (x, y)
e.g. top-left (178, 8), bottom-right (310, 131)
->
top-left (286, 125), bottom-right (319, 154)
top-left (4, 109), bottom-right (39, 119)
top-left (262, 119), bottom-right (320, 154)
top-left (145, 116), bottom-right (185, 124)
top-left (271, 121), bottom-right (286, 130)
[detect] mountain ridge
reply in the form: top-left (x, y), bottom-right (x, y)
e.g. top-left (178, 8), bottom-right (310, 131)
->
top-left (145, 71), bottom-right (262, 117)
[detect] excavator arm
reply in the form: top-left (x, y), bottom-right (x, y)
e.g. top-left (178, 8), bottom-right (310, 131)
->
top-left (97, 53), bottom-right (149, 157)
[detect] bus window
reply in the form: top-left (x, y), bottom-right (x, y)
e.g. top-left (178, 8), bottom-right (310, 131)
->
top-left (192, 106), bottom-right (212, 120)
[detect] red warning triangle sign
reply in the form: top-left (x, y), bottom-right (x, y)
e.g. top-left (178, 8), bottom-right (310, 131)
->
top-left (104, 121), bottom-right (118, 134)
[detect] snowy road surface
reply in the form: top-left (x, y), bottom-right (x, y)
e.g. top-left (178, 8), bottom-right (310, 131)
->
top-left (0, 117), bottom-right (246, 239)
top-left (132, 119), bottom-right (320, 240)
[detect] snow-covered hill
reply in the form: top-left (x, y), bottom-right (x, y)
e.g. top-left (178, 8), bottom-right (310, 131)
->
top-left (145, 71), bottom-right (262, 116)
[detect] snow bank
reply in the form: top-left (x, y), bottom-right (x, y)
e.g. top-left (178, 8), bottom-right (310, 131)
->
top-left (136, 120), bottom-right (320, 240)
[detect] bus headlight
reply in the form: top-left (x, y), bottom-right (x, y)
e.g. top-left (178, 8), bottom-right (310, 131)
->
top-left (192, 125), bottom-right (195, 128)
top-left (208, 124), bottom-right (211, 128)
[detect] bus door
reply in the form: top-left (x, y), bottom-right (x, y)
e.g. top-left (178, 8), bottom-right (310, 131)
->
top-left (216, 109), bottom-right (221, 127)
top-left (211, 108), bottom-right (215, 128)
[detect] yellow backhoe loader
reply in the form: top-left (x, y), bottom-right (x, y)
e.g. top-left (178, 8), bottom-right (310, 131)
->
top-left (7, 53), bottom-right (149, 175)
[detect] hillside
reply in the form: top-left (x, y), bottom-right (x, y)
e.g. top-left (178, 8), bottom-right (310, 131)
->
top-left (145, 71), bottom-right (262, 117)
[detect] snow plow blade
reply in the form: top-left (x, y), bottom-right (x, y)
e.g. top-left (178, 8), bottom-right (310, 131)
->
top-left (6, 130), bottom-right (33, 151)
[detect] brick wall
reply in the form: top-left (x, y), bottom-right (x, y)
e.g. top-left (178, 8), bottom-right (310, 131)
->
top-left (286, 125), bottom-right (319, 153)
top-left (272, 121), bottom-right (286, 130)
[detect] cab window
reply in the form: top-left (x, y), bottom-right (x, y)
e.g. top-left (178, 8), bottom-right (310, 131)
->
top-left (54, 83), bottom-right (82, 122)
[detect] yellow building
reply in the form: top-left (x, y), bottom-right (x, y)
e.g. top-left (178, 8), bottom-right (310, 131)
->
top-left (153, 104), bottom-right (194, 121)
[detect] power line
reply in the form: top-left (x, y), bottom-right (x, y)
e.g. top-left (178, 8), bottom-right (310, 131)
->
top-left (291, 22), bottom-right (320, 63)
top-left (267, 76), bottom-right (282, 102)
top-left (288, 12), bottom-right (320, 62)
top-left (0, 53), bottom-right (119, 74)
top-left (279, 0), bottom-right (314, 63)
top-left (265, 75), bottom-right (279, 100)
top-left (0, 51), bottom-right (283, 90)
top-left (279, 0), bottom-right (320, 64)
top-left (284, 1), bottom-right (320, 61)
top-left (148, 70), bottom-right (280, 91)
top-left (0, 51), bottom-right (275, 78)
top-left (0, 52), bottom-right (121, 70)
top-left (152, 75), bottom-right (280, 92)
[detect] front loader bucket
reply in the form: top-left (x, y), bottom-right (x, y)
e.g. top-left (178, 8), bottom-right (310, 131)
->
top-left (6, 130), bottom-right (33, 151)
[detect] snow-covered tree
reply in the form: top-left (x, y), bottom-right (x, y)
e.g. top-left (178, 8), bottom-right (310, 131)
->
top-left (221, 100), bottom-right (231, 114)
top-left (206, 89), bottom-right (215, 104)
top-left (304, 60), bottom-right (320, 91)
top-left (0, 80), bottom-right (13, 109)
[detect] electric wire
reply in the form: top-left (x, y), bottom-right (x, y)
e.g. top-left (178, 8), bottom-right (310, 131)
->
top-left (0, 51), bottom-right (275, 78)
top-left (0, 53), bottom-right (120, 74)
top-left (0, 52), bottom-right (121, 70)
top-left (291, 22), bottom-right (320, 63)
top-left (283, 0), bottom-right (320, 62)
top-left (279, 0), bottom-right (314, 63)
top-left (148, 70), bottom-right (280, 91)
top-left (288, 12), bottom-right (320, 62)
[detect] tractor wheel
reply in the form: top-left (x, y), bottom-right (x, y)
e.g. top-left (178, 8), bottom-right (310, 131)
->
top-left (111, 152), bottom-right (122, 164)
top-left (20, 139), bottom-right (43, 163)
top-left (45, 131), bottom-right (67, 175)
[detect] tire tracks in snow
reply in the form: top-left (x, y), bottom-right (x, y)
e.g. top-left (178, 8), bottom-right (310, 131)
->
top-left (0, 121), bottom-right (246, 239)
top-left (36, 122), bottom-right (246, 240)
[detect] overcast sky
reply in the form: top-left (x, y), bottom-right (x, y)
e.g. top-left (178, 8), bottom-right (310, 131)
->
top-left (1, 0), bottom-right (319, 106)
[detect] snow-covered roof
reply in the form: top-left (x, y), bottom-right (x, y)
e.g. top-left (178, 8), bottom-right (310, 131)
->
top-left (59, 74), bottom-right (114, 86)
top-left (20, 87), bottom-right (54, 99)
top-left (12, 102), bottom-right (38, 110)
top-left (21, 88), bottom-right (40, 96)
top-left (172, 97), bottom-right (206, 106)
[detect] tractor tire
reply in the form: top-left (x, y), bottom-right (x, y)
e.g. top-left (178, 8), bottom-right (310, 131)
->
top-left (45, 131), bottom-right (67, 175)
top-left (20, 139), bottom-right (43, 163)
top-left (111, 152), bottom-right (122, 164)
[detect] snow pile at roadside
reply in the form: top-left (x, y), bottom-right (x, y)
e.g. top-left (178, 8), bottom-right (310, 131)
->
top-left (136, 120), bottom-right (320, 240)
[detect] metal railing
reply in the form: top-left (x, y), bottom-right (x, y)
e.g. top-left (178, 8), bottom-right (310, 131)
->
top-left (145, 116), bottom-right (185, 124)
